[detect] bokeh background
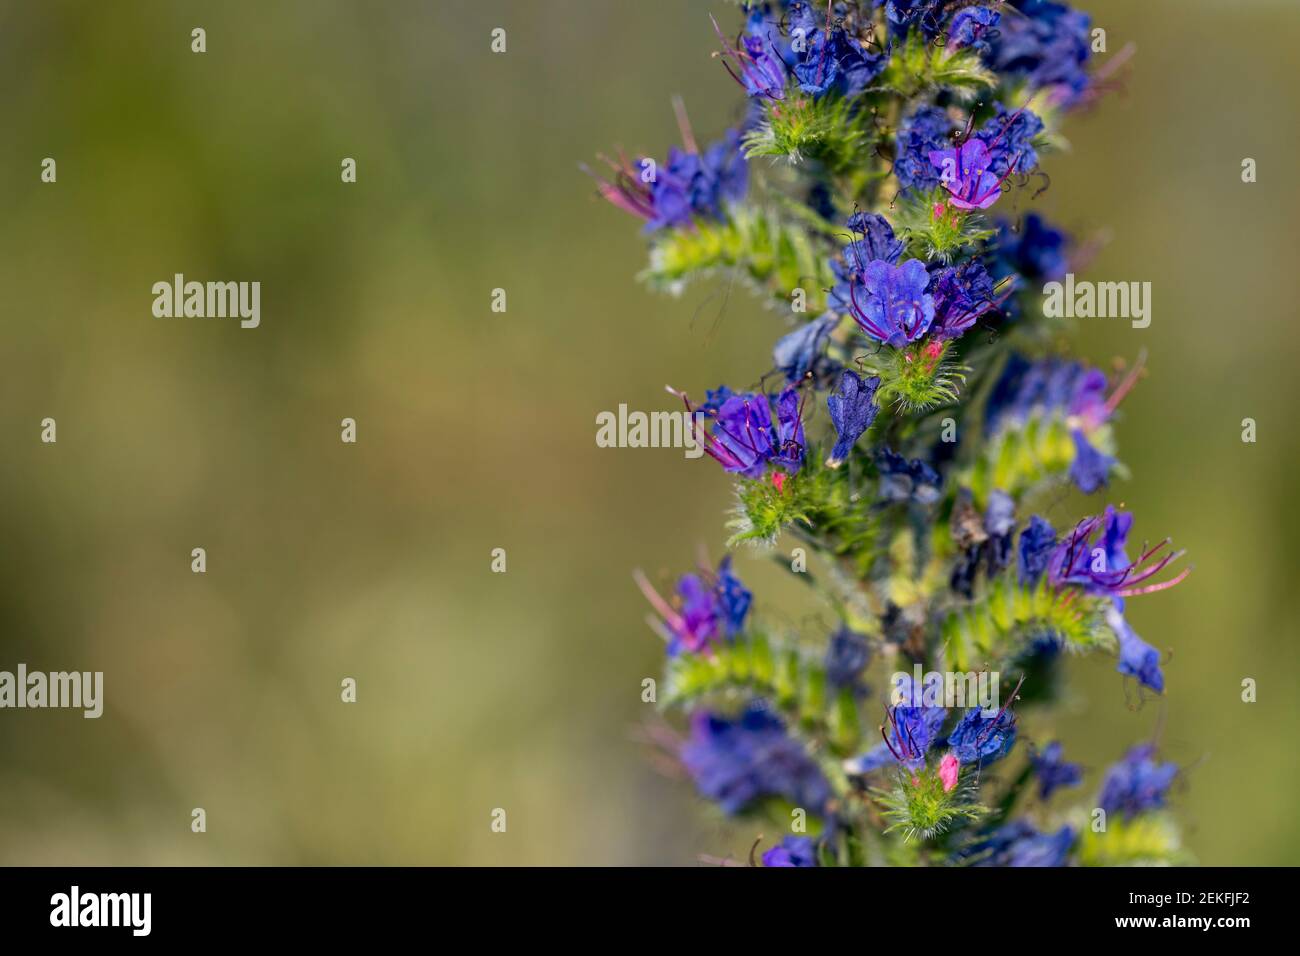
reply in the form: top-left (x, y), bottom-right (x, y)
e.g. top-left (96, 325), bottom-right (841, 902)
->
top-left (1, 0), bottom-right (1297, 865)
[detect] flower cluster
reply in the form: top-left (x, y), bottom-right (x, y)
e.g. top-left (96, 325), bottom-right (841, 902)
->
top-left (597, 1), bottom-right (1186, 867)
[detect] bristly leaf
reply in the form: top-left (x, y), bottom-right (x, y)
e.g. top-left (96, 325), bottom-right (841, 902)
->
top-left (640, 205), bottom-right (835, 311)
top-left (742, 92), bottom-right (875, 173)
top-left (662, 632), bottom-right (867, 755)
top-left (939, 575), bottom-right (1114, 673)
top-left (891, 187), bottom-right (997, 263)
top-left (858, 339), bottom-right (970, 413)
top-left (876, 30), bottom-right (996, 102)
top-left (873, 769), bottom-right (989, 842)
top-left (1077, 813), bottom-right (1192, 866)
top-left (965, 413), bottom-right (1121, 508)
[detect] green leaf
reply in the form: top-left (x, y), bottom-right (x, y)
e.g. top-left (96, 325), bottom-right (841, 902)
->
top-left (661, 633), bottom-right (868, 755)
top-left (876, 31), bottom-right (996, 102)
top-left (640, 205), bottom-right (835, 311)
top-left (1077, 814), bottom-right (1191, 867)
top-left (939, 575), bottom-right (1114, 672)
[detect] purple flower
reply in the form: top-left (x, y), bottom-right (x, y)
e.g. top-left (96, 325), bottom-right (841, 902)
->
top-left (975, 104), bottom-right (1044, 179)
top-left (984, 354), bottom-right (1145, 494)
top-left (1047, 506), bottom-right (1188, 602)
top-left (989, 0), bottom-right (1093, 108)
top-left (1069, 428), bottom-right (1114, 494)
top-left (928, 139), bottom-right (1003, 210)
top-left (774, 315), bottom-right (838, 383)
top-left (712, 15), bottom-right (787, 100)
top-left (997, 213), bottom-right (1070, 283)
top-left (929, 258), bottom-right (1001, 341)
top-left (689, 387), bottom-right (806, 479)
top-left (927, 106), bottom-right (1042, 210)
top-left (826, 370), bottom-right (881, 467)
top-left (828, 213), bottom-right (905, 316)
top-left (762, 835), bottom-right (819, 867)
top-left (847, 674), bottom-right (948, 773)
top-left (1106, 605), bottom-right (1166, 693)
top-left (876, 446), bottom-right (943, 505)
top-left (681, 704), bottom-right (832, 815)
top-left (948, 7), bottom-right (1002, 56)
top-left (847, 258), bottom-right (936, 346)
top-left (971, 820), bottom-right (1076, 866)
top-left (1098, 744), bottom-right (1177, 819)
top-left (1018, 515), bottom-right (1058, 585)
top-left (792, 25), bottom-right (885, 99)
top-left (947, 707), bottom-right (1017, 764)
top-left (824, 625), bottom-right (872, 695)
top-left (1030, 741), bottom-right (1083, 799)
top-left (635, 556), bottom-right (752, 656)
top-left (883, 0), bottom-right (947, 37)
top-left (895, 105), bottom-right (955, 192)
top-left (589, 131), bottom-right (747, 233)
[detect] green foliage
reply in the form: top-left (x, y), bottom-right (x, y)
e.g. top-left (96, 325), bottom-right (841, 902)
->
top-left (727, 453), bottom-right (879, 573)
top-left (640, 205), bottom-right (835, 311)
top-left (662, 632), bottom-right (867, 755)
top-left (742, 92), bottom-right (875, 173)
top-left (873, 770), bottom-right (988, 842)
top-left (939, 575), bottom-right (1114, 672)
top-left (966, 414), bottom-right (1118, 507)
top-left (1077, 814), bottom-right (1191, 867)
top-left (861, 338), bottom-right (970, 412)
top-left (877, 30), bottom-right (996, 101)
top-left (891, 188), bottom-right (998, 263)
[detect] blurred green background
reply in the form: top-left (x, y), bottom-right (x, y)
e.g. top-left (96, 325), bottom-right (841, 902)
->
top-left (1, 0), bottom-right (1297, 865)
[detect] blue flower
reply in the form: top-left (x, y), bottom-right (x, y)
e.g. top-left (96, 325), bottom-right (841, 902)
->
top-left (975, 104), bottom-right (1044, 179)
top-left (681, 704), bottom-right (833, 815)
top-left (1018, 515), bottom-right (1058, 585)
top-left (636, 556), bottom-right (753, 656)
top-left (971, 820), bottom-right (1075, 866)
top-left (989, 0), bottom-right (1093, 108)
top-left (1098, 744), bottom-right (1177, 818)
top-left (947, 707), bottom-right (1017, 764)
top-left (792, 26), bottom-right (885, 99)
top-left (774, 314), bottom-right (838, 383)
top-left (928, 140), bottom-right (1003, 211)
top-left (826, 370), bottom-right (881, 467)
top-left (983, 354), bottom-right (1137, 494)
top-left (847, 258), bottom-right (936, 346)
top-left (1106, 605), bottom-right (1165, 693)
top-left (1069, 428), bottom-right (1114, 494)
top-left (590, 130), bottom-right (748, 233)
top-left (930, 258), bottom-right (999, 341)
top-left (824, 624), bottom-right (872, 694)
top-left (713, 15), bottom-right (788, 100)
top-left (709, 390), bottom-right (774, 478)
top-left (762, 835), bottom-right (819, 867)
top-left (715, 556), bottom-right (752, 638)
top-left (947, 7), bottom-right (1001, 55)
top-left (1030, 741), bottom-right (1083, 798)
top-left (882, 0), bottom-right (947, 37)
top-left (700, 387), bottom-right (806, 478)
top-left (895, 105), bottom-right (954, 192)
top-left (847, 674), bottom-right (948, 773)
top-left (876, 447), bottom-right (943, 505)
top-left (828, 213), bottom-right (904, 316)
top-left (985, 489), bottom-right (1016, 571)
top-left (996, 213), bottom-right (1070, 283)
top-left (1047, 506), bottom-right (1187, 603)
